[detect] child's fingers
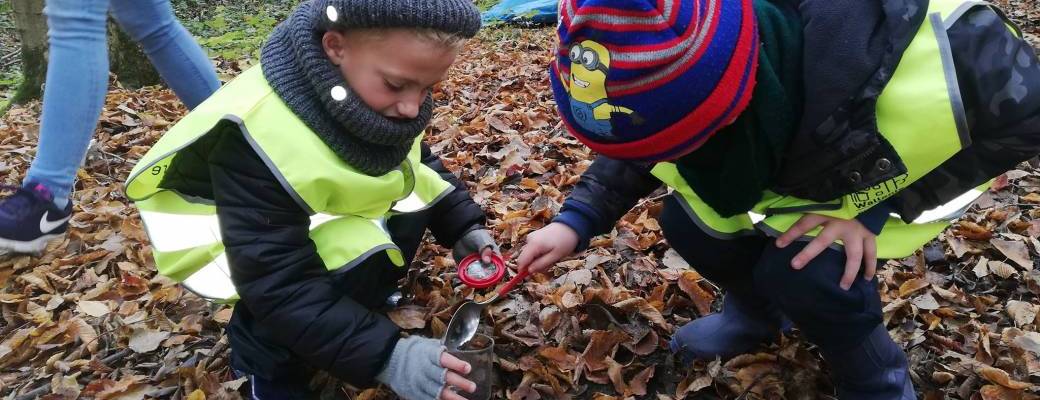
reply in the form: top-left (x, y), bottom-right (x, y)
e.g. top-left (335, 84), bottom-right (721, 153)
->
top-left (840, 238), bottom-right (863, 291)
top-left (480, 246), bottom-right (496, 263)
top-left (439, 352), bottom-right (472, 374)
top-left (515, 244), bottom-right (546, 273)
top-left (863, 239), bottom-right (878, 282)
top-left (791, 229), bottom-right (837, 270)
top-left (439, 386), bottom-right (469, 400)
top-left (527, 250), bottom-right (561, 275)
top-left (777, 214), bottom-right (824, 248)
top-left (444, 371), bottom-right (477, 394)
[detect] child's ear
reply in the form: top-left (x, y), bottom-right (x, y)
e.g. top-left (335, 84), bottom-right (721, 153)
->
top-left (322, 31), bottom-right (347, 65)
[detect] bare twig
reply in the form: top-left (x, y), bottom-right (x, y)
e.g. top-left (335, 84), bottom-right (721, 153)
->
top-left (0, 53), bottom-right (20, 70)
top-left (14, 383), bottom-right (51, 400)
top-left (101, 348), bottom-right (132, 365)
top-left (0, 50), bottom-right (18, 64)
top-left (201, 339), bottom-right (227, 370)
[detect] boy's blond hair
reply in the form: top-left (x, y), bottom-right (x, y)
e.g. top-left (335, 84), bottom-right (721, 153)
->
top-left (338, 27), bottom-right (468, 50)
top-left (410, 28), bottom-right (469, 50)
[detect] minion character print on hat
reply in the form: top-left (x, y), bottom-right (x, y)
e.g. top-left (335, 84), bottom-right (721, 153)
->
top-left (549, 0), bottom-right (760, 162)
top-left (560, 40), bottom-right (643, 140)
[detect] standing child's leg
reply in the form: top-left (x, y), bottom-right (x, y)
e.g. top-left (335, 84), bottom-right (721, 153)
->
top-left (109, 0), bottom-right (220, 109)
top-left (753, 242), bottom-right (914, 399)
top-left (659, 195), bottom-right (790, 361)
top-left (0, 0), bottom-right (111, 253)
top-left (23, 0), bottom-right (111, 208)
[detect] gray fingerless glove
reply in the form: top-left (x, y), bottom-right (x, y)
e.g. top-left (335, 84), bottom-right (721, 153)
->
top-left (452, 228), bottom-right (500, 264)
top-left (376, 336), bottom-right (447, 400)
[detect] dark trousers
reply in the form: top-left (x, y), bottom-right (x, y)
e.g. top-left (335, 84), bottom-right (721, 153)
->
top-left (227, 210), bottom-right (432, 381)
top-left (659, 194), bottom-right (884, 351)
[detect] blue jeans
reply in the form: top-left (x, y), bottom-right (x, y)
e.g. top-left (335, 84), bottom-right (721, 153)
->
top-left (25, 0), bottom-right (220, 206)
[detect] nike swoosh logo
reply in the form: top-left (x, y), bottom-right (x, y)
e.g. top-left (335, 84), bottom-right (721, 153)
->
top-left (39, 212), bottom-right (71, 233)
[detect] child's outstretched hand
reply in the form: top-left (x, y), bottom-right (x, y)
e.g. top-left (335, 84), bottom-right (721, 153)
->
top-left (517, 222), bottom-right (580, 275)
top-left (775, 214), bottom-right (877, 291)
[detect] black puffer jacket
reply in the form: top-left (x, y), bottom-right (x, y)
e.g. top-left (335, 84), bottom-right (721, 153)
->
top-left (561, 1), bottom-right (1040, 234)
top-left (777, 0), bottom-right (1040, 218)
top-left (161, 123), bottom-right (486, 385)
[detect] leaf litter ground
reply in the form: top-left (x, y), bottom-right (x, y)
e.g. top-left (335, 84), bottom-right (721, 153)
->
top-left (0, 5), bottom-right (1038, 399)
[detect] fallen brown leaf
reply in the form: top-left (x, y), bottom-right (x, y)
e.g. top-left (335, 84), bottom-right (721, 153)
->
top-left (1006, 300), bottom-right (1039, 328)
top-left (956, 221), bottom-right (995, 241)
top-left (992, 239), bottom-right (1034, 270)
top-left (128, 329), bottom-right (170, 354)
top-left (990, 260), bottom-right (1019, 279)
top-left (899, 278), bottom-right (930, 298)
top-left (677, 271), bottom-right (715, 316)
top-left (977, 366), bottom-right (1032, 390)
top-left (387, 305), bottom-right (429, 330)
top-left (581, 330), bottom-right (629, 372)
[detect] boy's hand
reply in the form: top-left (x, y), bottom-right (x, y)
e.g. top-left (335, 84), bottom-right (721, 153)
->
top-left (452, 229), bottom-right (500, 264)
top-left (775, 214), bottom-right (878, 291)
top-left (376, 336), bottom-right (474, 400)
top-left (439, 352), bottom-right (476, 400)
top-left (516, 223), bottom-right (580, 275)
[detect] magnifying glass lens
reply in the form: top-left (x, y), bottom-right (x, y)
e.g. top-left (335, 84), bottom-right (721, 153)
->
top-left (466, 261), bottom-right (497, 280)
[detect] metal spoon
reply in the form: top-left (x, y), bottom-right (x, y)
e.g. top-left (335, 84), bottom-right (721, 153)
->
top-left (444, 270), bottom-right (530, 351)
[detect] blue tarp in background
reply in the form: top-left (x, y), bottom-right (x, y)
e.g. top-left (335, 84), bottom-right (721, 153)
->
top-left (482, 0), bottom-right (558, 25)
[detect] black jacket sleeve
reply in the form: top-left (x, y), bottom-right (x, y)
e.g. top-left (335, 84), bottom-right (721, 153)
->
top-left (421, 143), bottom-right (487, 247)
top-left (558, 156), bottom-right (663, 238)
top-left (895, 6), bottom-right (1040, 219)
top-left (210, 128), bottom-right (399, 386)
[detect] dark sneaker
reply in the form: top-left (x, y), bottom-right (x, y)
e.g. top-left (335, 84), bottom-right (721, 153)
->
top-left (0, 183), bottom-right (72, 253)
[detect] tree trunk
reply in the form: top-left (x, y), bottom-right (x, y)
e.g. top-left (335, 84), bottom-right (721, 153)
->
top-left (6, 2), bottom-right (160, 112)
top-left (9, 0), bottom-right (47, 106)
top-left (108, 18), bottom-right (162, 89)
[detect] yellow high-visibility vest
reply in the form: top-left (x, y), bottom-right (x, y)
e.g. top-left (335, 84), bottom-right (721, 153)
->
top-left (652, 0), bottom-right (997, 259)
top-left (126, 66), bottom-right (453, 302)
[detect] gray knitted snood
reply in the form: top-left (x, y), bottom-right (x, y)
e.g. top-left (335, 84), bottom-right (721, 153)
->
top-left (260, 0), bottom-right (479, 176)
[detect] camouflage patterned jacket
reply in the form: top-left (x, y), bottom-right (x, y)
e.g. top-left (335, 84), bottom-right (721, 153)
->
top-left (557, 1), bottom-right (1040, 243)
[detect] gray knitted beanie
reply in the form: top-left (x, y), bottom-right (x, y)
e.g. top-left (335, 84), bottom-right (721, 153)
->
top-left (321, 0), bottom-right (481, 37)
top-left (260, 0), bottom-right (480, 176)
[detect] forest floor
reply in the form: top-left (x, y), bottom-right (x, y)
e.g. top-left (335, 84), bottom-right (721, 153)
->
top-left (0, 1), bottom-right (1037, 399)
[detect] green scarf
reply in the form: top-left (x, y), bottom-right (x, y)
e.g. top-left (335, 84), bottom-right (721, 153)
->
top-left (675, 0), bottom-right (804, 217)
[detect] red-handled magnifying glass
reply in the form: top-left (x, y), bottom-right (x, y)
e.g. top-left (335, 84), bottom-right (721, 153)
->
top-left (457, 253), bottom-right (507, 289)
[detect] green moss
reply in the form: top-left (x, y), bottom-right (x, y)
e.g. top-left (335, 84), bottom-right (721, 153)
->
top-left (174, 1), bottom-right (291, 63)
top-left (476, 0), bottom-right (501, 11)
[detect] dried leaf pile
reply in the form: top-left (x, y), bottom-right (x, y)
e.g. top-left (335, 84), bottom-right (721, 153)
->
top-left (0, 4), bottom-right (1038, 398)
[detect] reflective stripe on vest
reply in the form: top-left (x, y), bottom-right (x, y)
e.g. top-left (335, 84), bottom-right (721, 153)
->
top-left (652, 0), bottom-right (994, 259)
top-left (126, 65), bottom-right (452, 302)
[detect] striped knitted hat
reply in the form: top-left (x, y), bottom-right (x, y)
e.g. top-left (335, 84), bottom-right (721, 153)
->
top-left (550, 0), bottom-right (759, 161)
